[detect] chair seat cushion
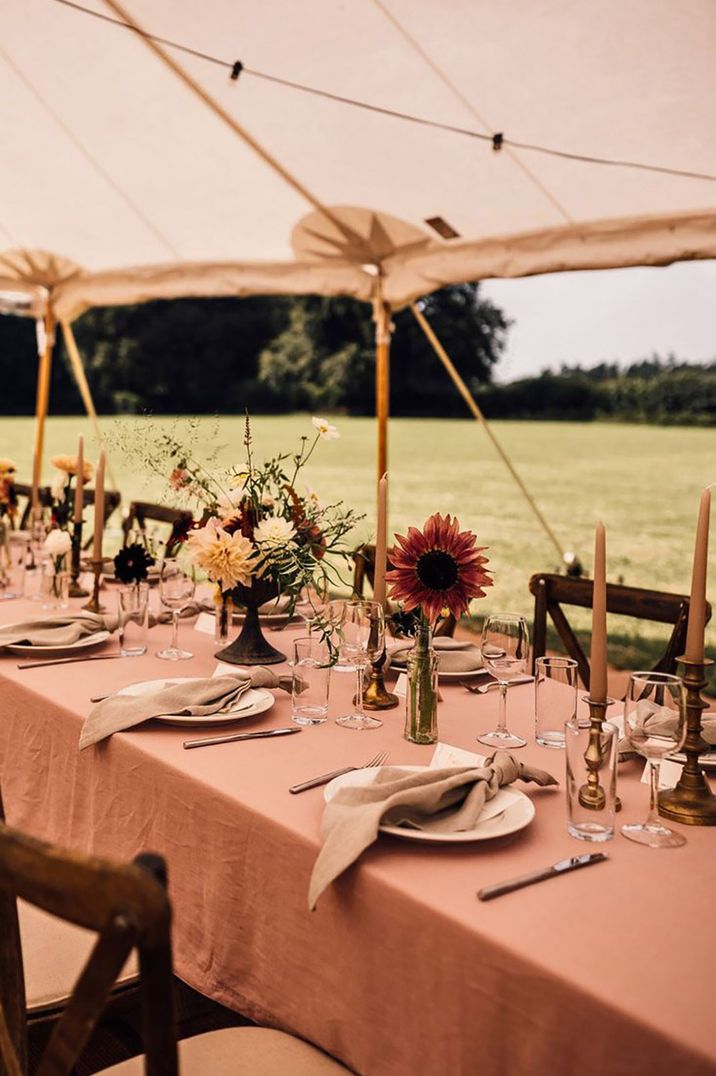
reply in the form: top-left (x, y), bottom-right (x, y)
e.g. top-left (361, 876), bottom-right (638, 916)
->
top-left (20, 900), bottom-right (138, 1015)
top-left (101, 1026), bottom-right (350, 1074)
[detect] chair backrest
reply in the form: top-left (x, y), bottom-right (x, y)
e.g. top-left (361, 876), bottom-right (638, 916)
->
top-left (123, 502), bottom-right (194, 554)
top-left (0, 793), bottom-right (178, 1076)
top-left (528, 572), bottom-right (711, 688)
top-left (352, 543), bottom-right (457, 637)
top-left (15, 484), bottom-right (121, 537)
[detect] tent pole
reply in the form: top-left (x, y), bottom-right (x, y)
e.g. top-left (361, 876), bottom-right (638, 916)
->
top-left (60, 320), bottom-right (118, 491)
top-left (410, 301), bottom-right (567, 563)
top-left (32, 310), bottom-right (55, 506)
top-left (373, 292), bottom-right (392, 486)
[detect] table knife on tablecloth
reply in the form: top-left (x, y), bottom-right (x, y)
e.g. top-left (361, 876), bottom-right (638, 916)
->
top-left (183, 726), bottom-right (301, 749)
top-left (477, 852), bottom-right (607, 901)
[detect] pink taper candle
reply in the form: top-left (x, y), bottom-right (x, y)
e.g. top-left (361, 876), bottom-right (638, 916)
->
top-left (92, 448), bottom-right (105, 562)
top-left (684, 487), bottom-right (711, 664)
top-left (373, 473), bottom-right (388, 607)
top-left (590, 522), bottom-right (608, 703)
top-left (74, 435), bottom-right (84, 525)
top-left (31, 448), bottom-right (40, 516)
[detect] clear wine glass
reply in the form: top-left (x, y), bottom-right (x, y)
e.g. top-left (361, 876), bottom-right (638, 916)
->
top-left (478, 613), bottom-right (530, 749)
top-left (334, 600), bottom-right (384, 731)
top-left (621, 671), bottom-right (687, 848)
top-left (157, 557), bottom-right (196, 661)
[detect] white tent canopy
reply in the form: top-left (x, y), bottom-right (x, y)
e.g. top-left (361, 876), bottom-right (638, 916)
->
top-left (2, 0), bottom-right (716, 319)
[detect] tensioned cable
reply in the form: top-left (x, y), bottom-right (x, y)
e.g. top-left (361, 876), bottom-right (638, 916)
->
top-left (49, 0), bottom-right (716, 185)
top-left (0, 45), bottom-right (181, 259)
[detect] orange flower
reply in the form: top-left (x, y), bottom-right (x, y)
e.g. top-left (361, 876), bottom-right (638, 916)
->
top-left (386, 513), bottom-right (492, 623)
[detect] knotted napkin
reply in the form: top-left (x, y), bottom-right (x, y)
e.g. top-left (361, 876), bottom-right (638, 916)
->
top-left (79, 667), bottom-right (293, 750)
top-left (0, 602), bottom-right (209, 650)
top-left (618, 698), bottom-right (716, 757)
top-left (308, 753), bottom-right (557, 909)
top-left (386, 636), bottom-right (483, 674)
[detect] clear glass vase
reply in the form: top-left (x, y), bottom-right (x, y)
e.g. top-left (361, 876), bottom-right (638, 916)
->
top-left (405, 623), bottom-right (439, 744)
top-left (214, 591), bottom-right (234, 645)
top-left (41, 556), bottom-right (70, 610)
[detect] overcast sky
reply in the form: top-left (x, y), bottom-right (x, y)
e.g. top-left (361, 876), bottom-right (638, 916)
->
top-left (480, 259), bottom-right (716, 383)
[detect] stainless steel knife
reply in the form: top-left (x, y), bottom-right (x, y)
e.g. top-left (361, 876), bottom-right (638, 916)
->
top-left (477, 852), bottom-right (607, 901)
top-left (183, 726), bottom-right (302, 750)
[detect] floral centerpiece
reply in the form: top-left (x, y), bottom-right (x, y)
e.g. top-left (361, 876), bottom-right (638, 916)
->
top-left (156, 416), bottom-right (360, 664)
top-left (42, 528), bottom-right (72, 608)
top-left (0, 458), bottom-right (18, 588)
top-left (386, 513), bottom-right (492, 743)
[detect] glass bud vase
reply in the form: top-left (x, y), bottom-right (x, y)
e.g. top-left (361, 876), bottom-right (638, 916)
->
top-left (41, 555), bottom-right (70, 610)
top-left (215, 591), bottom-right (234, 646)
top-left (404, 623), bottom-right (439, 744)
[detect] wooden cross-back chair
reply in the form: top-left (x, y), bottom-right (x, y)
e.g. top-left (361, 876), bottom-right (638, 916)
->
top-left (122, 502), bottom-right (194, 552)
top-left (529, 572), bottom-right (711, 689)
top-left (353, 543), bottom-right (456, 637)
top-left (15, 484), bottom-right (122, 544)
top-left (0, 795), bottom-right (348, 1076)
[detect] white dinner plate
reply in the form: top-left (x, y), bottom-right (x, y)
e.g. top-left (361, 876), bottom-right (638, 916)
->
top-left (5, 629), bottom-right (111, 657)
top-left (115, 677), bottom-right (275, 726)
top-left (324, 765), bottom-right (535, 843)
top-left (390, 662), bottom-right (489, 682)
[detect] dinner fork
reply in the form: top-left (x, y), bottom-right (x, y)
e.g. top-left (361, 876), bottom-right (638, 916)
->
top-left (462, 676), bottom-right (533, 694)
top-left (289, 749), bottom-right (390, 795)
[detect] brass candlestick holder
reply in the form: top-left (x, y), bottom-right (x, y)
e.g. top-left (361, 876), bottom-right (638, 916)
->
top-left (362, 648), bottom-right (399, 711)
top-left (82, 558), bottom-right (106, 614)
top-left (69, 521), bottom-right (89, 598)
top-left (659, 656), bottom-right (716, 826)
top-left (578, 697), bottom-right (613, 810)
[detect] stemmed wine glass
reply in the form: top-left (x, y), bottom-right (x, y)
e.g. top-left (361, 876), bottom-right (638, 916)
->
top-left (157, 557), bottom-right (196, 661)
top-left (621, 671), bottom-right (687, 848)
top-left (478, 613), bottom-right (530, 749)
top-left (334, 600), bottom-right (385, 731)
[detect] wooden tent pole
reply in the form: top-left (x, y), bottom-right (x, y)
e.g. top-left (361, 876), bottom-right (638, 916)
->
top-left (32, 310), bottom-right (55, 502)
top-left (410, 301), bottom-right (566, 562)
top-left (373, 292), bottom-right (392, 486)
top-left (60, 320), bottom-right (118, 490)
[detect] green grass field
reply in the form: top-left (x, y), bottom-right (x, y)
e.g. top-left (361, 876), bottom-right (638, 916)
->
top-left (2, 413), bottom-right (714, 665)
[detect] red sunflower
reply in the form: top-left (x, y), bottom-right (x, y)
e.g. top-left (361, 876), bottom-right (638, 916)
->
top-left (385, 513), bottom-right (492, 624)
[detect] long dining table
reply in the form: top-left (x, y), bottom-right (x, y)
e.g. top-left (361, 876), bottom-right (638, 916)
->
top-left (1, 593), bottom-right (715, 1076)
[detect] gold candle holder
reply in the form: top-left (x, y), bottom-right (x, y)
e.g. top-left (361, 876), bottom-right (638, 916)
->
top-left (578, 697), bottom-right (613, 810)
top-left (362, 648), bottom-right (399, 711)
top-left (658, 656), bottom-right (716, 826)
top-left (68, 521), bottom-right (89, 598)
top-left (82, 558), bottom-right (106, 614)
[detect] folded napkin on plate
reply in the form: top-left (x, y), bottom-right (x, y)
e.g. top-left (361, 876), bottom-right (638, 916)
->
top-left (0, 602), bottom-right (210, 650)
top-left (308, 752), bottom-right (557, 909)
top-left (386, 636), bottom-right (483, 674)
top-left (618, 698), bottom-right (716, 756)
top-left (79, 667), bottom-right (293, 750)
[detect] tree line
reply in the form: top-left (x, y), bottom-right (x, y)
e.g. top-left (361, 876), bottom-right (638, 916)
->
top-left (0, 286), bottom-right (713, 424)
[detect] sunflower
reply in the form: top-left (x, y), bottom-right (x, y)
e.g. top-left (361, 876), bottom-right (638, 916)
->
top-left (386, 513), bottom-right (492, 624)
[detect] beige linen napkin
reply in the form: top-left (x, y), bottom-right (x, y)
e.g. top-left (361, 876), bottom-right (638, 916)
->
top-left (619, 698), bottom-right (716, 755)
top-left (0, 601), bottom-right (210, 651)
top-left (308, 753), bottom-right (557, 909)
top-left (79, 667), bottom-right (293, 750)
top-left (386, 636), bottom-right (483, 674)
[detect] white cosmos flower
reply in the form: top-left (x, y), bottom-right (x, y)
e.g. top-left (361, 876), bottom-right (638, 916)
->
top-left (51, 470), bottom-right (68, 503)
top-left (311, 416), bottom-right (340, 440)
top-left (44, 529), bottom-right (72, 558)
top-left (216, 489), bottom-right (243, 518)
top-left (260, 491), bottom-right (275, 509)
top-left (253, 517), bottom-right (296, 548)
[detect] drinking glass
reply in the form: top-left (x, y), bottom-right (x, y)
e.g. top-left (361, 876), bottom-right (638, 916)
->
top-left (621, 671), bottom-right (687, 848)
top-left (291, 636), bottom-right (331, 725)
top-left (478, 613), bottom-right (530, 749)
top-left (334, 600), bottom-right (384, 730)
top-left (157, 558), bottom-right (196, 661)
top-left (565, 718), bottom-right (617, 841)
top-left (118, 582), bottom-right (149, 657)
top-left (535, 656), bottom-right (578, 748)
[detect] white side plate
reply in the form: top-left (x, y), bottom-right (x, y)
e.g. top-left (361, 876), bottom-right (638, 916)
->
top-left (6, 629), bottom-right (111, 656)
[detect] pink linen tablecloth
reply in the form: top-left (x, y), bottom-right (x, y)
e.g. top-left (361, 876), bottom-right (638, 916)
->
top-left (1, 595), bottom-right (715, 1076)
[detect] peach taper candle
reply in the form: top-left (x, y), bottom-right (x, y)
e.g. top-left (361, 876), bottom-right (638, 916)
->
top-left (590, 522), bottom-right (607, 703)
top-left (684, 487), bottom-right (711, 664)
top-left (373, 472), bottom-right (388, 607)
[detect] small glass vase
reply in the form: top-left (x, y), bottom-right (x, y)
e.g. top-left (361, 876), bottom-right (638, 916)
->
top-left (118, 582), bottom-right (149, 656)
top-left (215, 591), bottom-right (234, 645)
top-left (41, 556), bottom-right (70, 610)
top-left (405, 623), bottom-right (439, 744)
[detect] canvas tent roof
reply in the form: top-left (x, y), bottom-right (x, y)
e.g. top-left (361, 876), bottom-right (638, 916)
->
top-left (1, 0), bottom-right (716, 320)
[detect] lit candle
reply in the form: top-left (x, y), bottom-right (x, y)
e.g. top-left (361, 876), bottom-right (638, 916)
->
top-left (74, 435), bottom-right (84, 525)
top-left (93, 448), bottom-right (105, 563)
top-left (590, 522), bottom-right (608, 703)
top-left (684, 487), bottom-right (711, 664)
top-left (373, 472), bottom-right (388, 607)
top-left (31, 448), bottom-right (40, 517)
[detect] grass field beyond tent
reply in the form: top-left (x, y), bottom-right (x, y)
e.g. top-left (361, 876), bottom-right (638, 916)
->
top-left (3, 414), bottom-right (714, 673)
